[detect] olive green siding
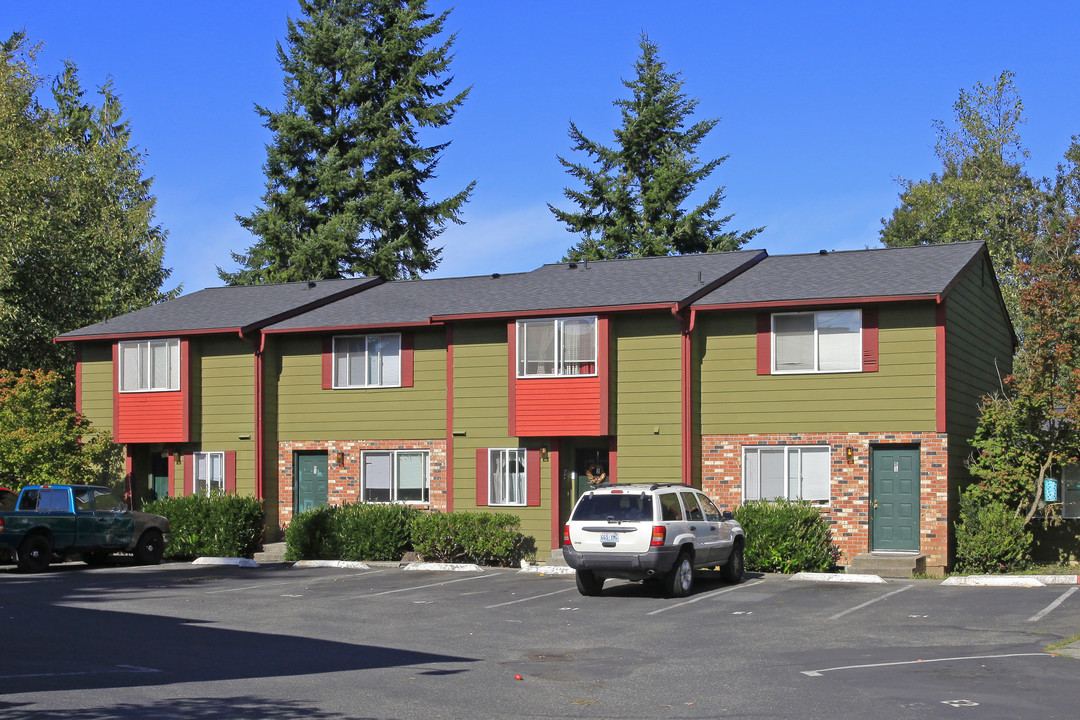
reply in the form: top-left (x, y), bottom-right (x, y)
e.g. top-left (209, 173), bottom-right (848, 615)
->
top-left (79, 342), bottom-right (114, 434)
top-left (698, 304), bottom-right (938, 434)
top-left (191, 336), bottom-right (256, 495)
top-left (450, 321), bottom-right (551, 547)
top-left (611, 313), bottom-right (683, 483)
top-left (272, 328), bottom-right (447, 439)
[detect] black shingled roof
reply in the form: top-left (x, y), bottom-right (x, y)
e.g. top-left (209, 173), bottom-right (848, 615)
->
top-left (692, 242), bottom-right (987, 307)
top-left (56, 277), bottom-right (378, 340)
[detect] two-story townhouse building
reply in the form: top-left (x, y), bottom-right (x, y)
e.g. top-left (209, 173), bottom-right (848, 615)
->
top-left (58, 242), bottom-right (1012, 571)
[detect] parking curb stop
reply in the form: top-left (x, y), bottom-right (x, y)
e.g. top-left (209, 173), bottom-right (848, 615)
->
top-left (294, 560), bottom-right (371, 569)
top-left (192, 557), bottom-right (259, 567)
top-left (403, 562), bottom-right (483, 572)
top-left (519, 565), bottom-right (576, 575)
top-left (791, 572), bottom-right (887, 584)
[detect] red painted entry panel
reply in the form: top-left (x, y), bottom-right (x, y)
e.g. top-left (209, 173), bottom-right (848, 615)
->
top-left (116, 391), bottom-right (186, 443)
top-left (514, 375), bottom-right (604, 436)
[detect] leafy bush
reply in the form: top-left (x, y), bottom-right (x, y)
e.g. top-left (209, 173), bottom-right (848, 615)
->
top-left (954, 489), bottom-right (1032, 573)
top-left (334, 502), bottom-right (418, 561)
top-left (284, 505), bottom-right (339, 561)
top-left (144, 493), bottom-right (265, 560)
top-left (732, 499), bottom-right (839, 573)
top-left (408, 511), bottom-right (534, 566)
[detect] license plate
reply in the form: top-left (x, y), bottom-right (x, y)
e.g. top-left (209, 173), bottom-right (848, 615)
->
top-left (600, 532), bottom-right (618, 543)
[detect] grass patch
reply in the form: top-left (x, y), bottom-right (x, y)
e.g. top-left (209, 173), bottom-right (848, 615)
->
top-left (1045, 633), bottom-right (1080, 653)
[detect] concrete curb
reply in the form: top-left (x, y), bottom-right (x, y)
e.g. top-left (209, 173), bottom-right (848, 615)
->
top-left (941, 575), bottom-right (1047, 587)
top-left (519, 565), bottom-right (576, 575)
top-left (293, 560), bottom-right (370, 570)
top-left (791, 572), bottom-right (887, 584)
top-left (192, 557), bottom-right (259, 568)
top-left (402, 562), bottom-right (484, 572)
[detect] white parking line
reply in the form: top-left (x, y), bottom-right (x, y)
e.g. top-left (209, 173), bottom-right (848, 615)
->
top-left (646, 580), bottom-right (765, 616)
top-left (1027, 586), bottom-right (1078, 622)
top-left (802, 652), bottom-right (1048, 677)
top-left (0, 664), bottom-right (161, 680)
top-left (204, 571), bottom-right (378, 594)
top-left (484, 586), bottom-right (577, 608)
top-left (350, 573), bottom-right (497, 598)
top-left (828, 583), bottom-right (914, 620)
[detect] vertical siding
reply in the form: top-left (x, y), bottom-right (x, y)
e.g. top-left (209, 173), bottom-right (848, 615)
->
top-left (698, 304), bottom-right (938, 434)
top-left (194, 336), bottom-right (256, 496)
top-left (274, 329), bottom-right (446, 439)
top-left (79, 342), bottom-right (114, 434)
top-left (611, 313), bottom-right (683, 483)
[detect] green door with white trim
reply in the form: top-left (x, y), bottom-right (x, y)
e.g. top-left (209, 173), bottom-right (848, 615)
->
top-left (871, 447), bottom-right (920, 551)
top-left (295, 452), bottom-right (328, 514)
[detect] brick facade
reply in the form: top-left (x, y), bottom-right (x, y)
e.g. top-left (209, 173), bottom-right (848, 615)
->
top-left (701, 432), bottom-right (949, 572)
top-left (277, 439), bottom-right (448, 529)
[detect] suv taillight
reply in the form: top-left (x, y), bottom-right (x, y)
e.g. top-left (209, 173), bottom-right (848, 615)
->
top-left (563, 524), bottom-right (571, 546)
top-left (650, 525), bottom-right (666, 546)
top-left (0, 517), bottom-right (4, 532)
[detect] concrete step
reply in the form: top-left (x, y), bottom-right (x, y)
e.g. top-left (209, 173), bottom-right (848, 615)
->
top-left (847, 552), bottom-right (926, 578)
top-left (545, 549), bottom-right (568, 567)
top-left (253, 541), bottom-right (287, 564)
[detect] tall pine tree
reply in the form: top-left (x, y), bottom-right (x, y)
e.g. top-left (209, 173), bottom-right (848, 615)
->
top-left (223, 0), bottom-right (474, 284)
top-left (549, 34), bottom-right (762, 261)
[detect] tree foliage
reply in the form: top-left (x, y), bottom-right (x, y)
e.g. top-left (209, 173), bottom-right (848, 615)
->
top-left (0, 32), bottom-right (174, 389)
top-left (549, 34), bottom-right (762, 261)
top-left (222, 0), bottom-right (474, 284)
top-left (0, 369), bottom-right (119, 490)
top-left (880, 71), bottom-right (1046, 325)
top-left (967, 219), bottom-right (1080, 525)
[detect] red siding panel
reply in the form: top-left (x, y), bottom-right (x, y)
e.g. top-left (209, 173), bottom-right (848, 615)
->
top-left (862, 307), bottom-right (879, 372)
top-left (475, 449), bottom-right (489, 506)
top-left (514, 376), bottom-right (604, 436)
top-left (400, 333), bottom-right (414, 388)
top-left (225, 451), bottom-right (237, 493)
top-left (756, 313), bottom-right (771, 375)
top-left (116, 392), bottom-right (186, 443)
top-left (526, 449), bottom-right (541, 507)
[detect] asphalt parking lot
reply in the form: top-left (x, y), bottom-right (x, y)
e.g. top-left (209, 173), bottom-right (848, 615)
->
top-left (2, 561), bottom-right (1078, 719)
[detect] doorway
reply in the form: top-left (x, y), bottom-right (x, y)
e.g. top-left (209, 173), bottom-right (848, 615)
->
top-left (149, 453), bottom-right (170, 501)
top-left (294, 452), bottom-right (329, 513)
top-left (870, 446), bottom-right (920, 551)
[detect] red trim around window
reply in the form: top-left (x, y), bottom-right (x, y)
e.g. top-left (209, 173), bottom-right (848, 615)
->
top-left (183, 454), bottom-right (193, 496)
top-left (549, 439), bottom-right (561, 550)
top-left (180, 339), bottom-right (191, 442)
top-left (862, 308), bottom-right (879, 372)
top-left (756, 313), bottom-right (771, 375)
top-left (936, 302), bottom-right (947, 433)
top-left (598, 316), bottom-right (610, 433)
top-left (507, 322), bottom-right (517, 437)
top-left (475, 449), bottom-right (489, 506)
top-left (526, 449), bottom-right (542, 507)
top-left (225, 451), bottom-right (237, 493)
top-left (322, 337), bottom-right (333, 389)
top-left (168, 454), bottom-right (176, 498)
top-left (400, 333), bottom-right (414, 388)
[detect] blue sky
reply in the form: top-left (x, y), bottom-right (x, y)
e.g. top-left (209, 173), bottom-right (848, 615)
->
top-left (5, 1), bottom-right (1080, 295)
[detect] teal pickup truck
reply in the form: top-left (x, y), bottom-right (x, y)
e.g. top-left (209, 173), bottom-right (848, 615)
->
top-left (0, 485), bottom-right (169, 572)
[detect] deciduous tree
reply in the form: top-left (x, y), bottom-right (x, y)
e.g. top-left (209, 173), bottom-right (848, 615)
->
top-left (549, 34), bottom-right (762, 261)
top-left (223, 0), bottom-right (474, 284)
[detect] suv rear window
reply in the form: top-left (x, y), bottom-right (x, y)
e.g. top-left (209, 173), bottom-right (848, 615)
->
top-left (571, 493), bottom-right (653, 522)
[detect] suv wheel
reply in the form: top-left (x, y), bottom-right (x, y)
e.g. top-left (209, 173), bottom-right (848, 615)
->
top-left (721, 543), bottom-right (744, 584)
top-left (665, 550), bottom-right (693, 598)
top-left (575, 569), bottom-right (604, 596)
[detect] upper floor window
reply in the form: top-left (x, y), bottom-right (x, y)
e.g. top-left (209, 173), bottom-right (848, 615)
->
top-left (119, 339), bottom-right (180, 392)
top-left (517, 316), bottom-right (597, 377)
top-left (773, 310), bottom-right (861, 373)
top-left (334, 334), bottom-right (401, 388)
top-left (743, 445), bottom-right (830, 503)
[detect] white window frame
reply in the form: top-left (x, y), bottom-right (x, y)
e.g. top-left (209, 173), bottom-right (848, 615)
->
top-left (360, 450), bottom-right (430, 504)
top-left (193, 451), bottom-right (225, 497)
top-left (772, 310), bottom-right (862, 374)
top-left (333, 333), bottom-right (402, 388)
top-left (489, 448), bottom-right (527, 506)
top-left (742, 445), bottom-right (831, 504)
top-left (516, 316), bottom-right (598, 378)
top-left (118, 338), bottom-right (181, 392)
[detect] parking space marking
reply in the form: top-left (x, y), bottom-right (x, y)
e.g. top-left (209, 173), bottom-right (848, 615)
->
top-left (204, 571), bottom-right (380, 594)
top-left (645, 579), bottom-right (765, 616)
top-left (0, 664), bottom-right (161, 681)
top-left (1027, 586), bottom-right (1078, 622)
top-left (349, 573), bottom-right (497, 598)
top-left (484, 585), bottom-right (577, 608)
top-left (801, 652), bottom-right (1048, 677)
top-left (828, 583), bottom-right (913, 620)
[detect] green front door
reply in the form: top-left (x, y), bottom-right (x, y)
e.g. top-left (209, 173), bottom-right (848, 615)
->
top-left (295, 452), bottom-right (329, 513)
top-left (871, 447), bottom-right (920, 551)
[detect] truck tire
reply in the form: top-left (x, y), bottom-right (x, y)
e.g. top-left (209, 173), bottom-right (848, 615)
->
top-left (133, 529), bottom-right (164, 565)
top-left (17, 534), bottom-right (53, 573)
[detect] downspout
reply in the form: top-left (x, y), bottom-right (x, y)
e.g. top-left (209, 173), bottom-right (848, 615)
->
top-left (238, 329), bottom-right (264, 502)
top-left (674, 306), bottom-right (697, 486)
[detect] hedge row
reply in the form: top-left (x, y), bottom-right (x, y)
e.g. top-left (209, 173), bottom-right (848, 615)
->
top-left (285, 503), bottom-right (535, 566)
top-left (143, 493), bottom-right (265, 560)
top-left (732, 498), bottom-right (840, 574)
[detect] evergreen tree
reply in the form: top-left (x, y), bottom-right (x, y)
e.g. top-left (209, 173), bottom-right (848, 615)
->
top-left (222, 0), bottom-right (474, 284)
top-left (0, 32), bottom-right (174, 391)
top-left (549, 34), bottom-right (762, 261)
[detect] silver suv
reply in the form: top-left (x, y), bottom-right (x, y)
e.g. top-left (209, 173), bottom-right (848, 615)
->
top-left (562, 483), bottom-right (745, 597)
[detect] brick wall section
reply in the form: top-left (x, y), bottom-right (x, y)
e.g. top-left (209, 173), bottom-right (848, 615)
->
top-left (701, 432), bottom-right (950, 572)
top-left (278, 439), bottom-right (447, 528)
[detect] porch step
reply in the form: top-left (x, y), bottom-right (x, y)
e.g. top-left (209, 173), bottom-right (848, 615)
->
top-left (253, 542), bottom-right (287, 564)
top-left (545, 549), bottom-right (569, 567)
top-left (847, 552), bottom-right (926, 578)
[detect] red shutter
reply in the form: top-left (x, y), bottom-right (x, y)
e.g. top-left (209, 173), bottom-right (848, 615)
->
top-left (862, 308), bottom-right (879, 372)
top-left (322, 337), bottom-right (333, 390)
top-left (400, 333), bottom-right (414, 387)
top-left (168, 454), bottom-right (176, 498)
top-left (756, 313), bottom-right (772, 375)
top-left (225, 451), bottom-right (237, 493)
top-left (526, 449), bottom-right (542, 507)
top-left (182, 453), bottom-right (194, 496)
top-left (475, 449), bottom-right (489, 506)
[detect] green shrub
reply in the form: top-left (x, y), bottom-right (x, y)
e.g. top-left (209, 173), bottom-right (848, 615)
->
top-left (732, 499), bottom-right (839, 573)
top-left (144, 493), bottom-right (265, 560)
top-left (284, 505), bottom-right (339, 561)
top-left (954, 489), bottom-right (1031, 573)
top-left (334, 502), bottom-right (418, 561)
top-left (409, 511), bottom-right (534, 566)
